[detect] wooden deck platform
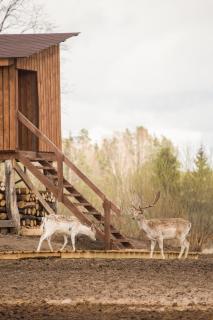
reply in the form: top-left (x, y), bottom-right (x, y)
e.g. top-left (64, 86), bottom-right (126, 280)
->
top-left (0, 250), bottom-right (199, 260)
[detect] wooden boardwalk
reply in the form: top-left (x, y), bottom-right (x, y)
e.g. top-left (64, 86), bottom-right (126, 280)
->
top-left (0, 250), bottom-right (199, 260)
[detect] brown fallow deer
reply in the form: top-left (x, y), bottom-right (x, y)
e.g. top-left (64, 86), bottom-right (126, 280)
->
top-left (131, 192), bottom-right (191, 259)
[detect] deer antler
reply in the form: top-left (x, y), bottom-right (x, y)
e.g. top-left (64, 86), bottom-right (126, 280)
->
top-left (153, 191), bottom-right (161, 205)
top-left (140, 191), bottom-right (161, 210)
top-left (132, 204), bottom-right (141, 212)
top-left (131, 192), bottom-right (160, 212)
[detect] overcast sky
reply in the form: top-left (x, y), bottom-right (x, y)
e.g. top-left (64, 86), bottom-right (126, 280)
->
top-left (38, 0), bottom-right (213, 152)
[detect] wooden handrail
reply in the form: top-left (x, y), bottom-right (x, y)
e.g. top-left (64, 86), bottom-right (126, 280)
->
top-left (17, 110), bottom-right (121, 215)
top-left (17, 111), bottom-right (63, 157)
top-left (64, 157), bottom-right (120, 214)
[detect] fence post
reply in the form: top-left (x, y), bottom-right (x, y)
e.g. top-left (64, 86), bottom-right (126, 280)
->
top-left (103, 198), bottom-right (111, 250)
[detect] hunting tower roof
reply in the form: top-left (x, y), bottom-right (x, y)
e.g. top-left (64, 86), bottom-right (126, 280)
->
top-left (0, 33), bottom-right (79, 58)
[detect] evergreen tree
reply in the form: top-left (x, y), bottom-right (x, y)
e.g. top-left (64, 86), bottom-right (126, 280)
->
top-left (153, 146), bottom-right (180, 195)
top-left (194, 146), bottom-right (211, 181)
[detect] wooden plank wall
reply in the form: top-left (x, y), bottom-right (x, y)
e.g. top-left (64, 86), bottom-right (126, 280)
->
top-left (16, 45), bottom-right (61, 152)
top-left (0, 65), bottom-right (16, 150)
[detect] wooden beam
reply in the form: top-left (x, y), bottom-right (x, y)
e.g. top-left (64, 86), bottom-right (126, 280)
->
top-left (5, 160), bottom-right (20, 232)
top-left (0, 250), bottom-right (199, 260)
top-left (103, 199), bottom-right (112, 250)
top-left (57, 154), bottom-right (64, 201)
top-left (0, 59), bottom-right (14, 66)
top-left (0, 151), bottom-right (56, 161)
top-left (18, 151), bottom-right (56, 161)
top-left (0, 152), bottom-right (16, 160)
top-left (14, 162), bottom-right (56, 216)
top-left (0, 220), bottom-right (15, 228)
top-left (15, 179), bottom-right (22, 185)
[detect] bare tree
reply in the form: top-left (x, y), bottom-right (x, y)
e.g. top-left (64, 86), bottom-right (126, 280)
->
top-left (0, 0), bottom-right (56, 33)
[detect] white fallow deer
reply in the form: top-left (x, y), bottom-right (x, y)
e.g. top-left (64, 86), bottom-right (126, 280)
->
top-left (36, 214), bottom-right (96, 252)
top-left (131, 192), bottom-right (191, 259)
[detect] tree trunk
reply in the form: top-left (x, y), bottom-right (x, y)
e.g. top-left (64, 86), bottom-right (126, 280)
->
top-left (5, 160), bottom-right (20, 233)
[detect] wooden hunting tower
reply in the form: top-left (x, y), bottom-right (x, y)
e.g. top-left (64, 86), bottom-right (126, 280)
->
top-left (0, 33), bottom-right (79, 153)
top-left (0, 33), bottom-right (134, 249)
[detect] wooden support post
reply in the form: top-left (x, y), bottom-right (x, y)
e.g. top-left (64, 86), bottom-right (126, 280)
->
top-left (57, 155), bottom-right (64, 202)
top-left (103, 198), bottom-right (111, 250)
top-left (5, 160), bottom-right (20, 233)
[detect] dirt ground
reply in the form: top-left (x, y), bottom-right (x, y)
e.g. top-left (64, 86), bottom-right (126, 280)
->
top-left (0, 234), bottom-right (212, 320)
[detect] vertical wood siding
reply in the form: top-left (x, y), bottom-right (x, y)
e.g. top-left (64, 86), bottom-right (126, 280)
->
top-left (0, 65), bottom-right (16, 150)
top-left (18, 70), bottom-right (39, 151)
top-left (16, 45), bottom-right (61, 152)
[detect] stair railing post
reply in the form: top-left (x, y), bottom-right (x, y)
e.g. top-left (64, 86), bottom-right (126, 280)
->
top-left (57, 154), bottom-right (64, 202)
top-left (103, 198), bottom-right (111, 250)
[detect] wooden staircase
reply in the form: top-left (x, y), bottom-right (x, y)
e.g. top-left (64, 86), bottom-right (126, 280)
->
top-left (15, 111), bottom-right (134, 249)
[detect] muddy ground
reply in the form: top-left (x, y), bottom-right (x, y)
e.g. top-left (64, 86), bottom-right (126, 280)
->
top-left (0, 234), bottom-right (212, 320)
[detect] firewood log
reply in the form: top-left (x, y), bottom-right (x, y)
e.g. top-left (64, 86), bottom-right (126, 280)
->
top-left (31, 207), bottom-right (37, 215)
top-left (0, 213), bottom-right (7, 220)
top-left (0, 182), bottom-right (5, 192)
top-left (0, 200), bottom-right (6, 207)
top-left (0, 193), bottom-right (5, 201)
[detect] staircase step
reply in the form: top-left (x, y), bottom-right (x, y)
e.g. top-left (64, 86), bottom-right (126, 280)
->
top-left (46, 175), bottom-right (58, 180)
top-left (64, 193), bottom-right (81, 197)
top-left (93, 215), bottom-right (104, 221)
top-left (82, 211), bottom-right (103, 219)
top-left (63, 184), bottom-right (73, 188)
top-left (27, 157), bottom-right (45, 161)
top-left (35, 166), bottom-right (54, 170)
top-left (73, 202), bottom-right (91, 207)
top-left (111, 230), bottom-right (123, 235)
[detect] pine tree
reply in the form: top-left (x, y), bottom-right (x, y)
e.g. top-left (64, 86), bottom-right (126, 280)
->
top-left (194, 146), bottom-right (211, 182)
top-left (153, 146), bottom-right (180, 195)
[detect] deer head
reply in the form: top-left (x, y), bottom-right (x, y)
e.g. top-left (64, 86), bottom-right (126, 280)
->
top-left (131, 191), bottom-right (160, 220)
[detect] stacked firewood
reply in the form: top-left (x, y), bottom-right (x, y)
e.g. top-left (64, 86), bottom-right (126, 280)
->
top-left (18, 189), bottom-right (56, 227)
top-left (0, 182), bottom-right (56, 228)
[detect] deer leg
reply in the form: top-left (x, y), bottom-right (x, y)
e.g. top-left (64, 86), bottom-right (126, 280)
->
top-left (47, 236), bottom-right (54, 252)
top-left (71, 233), bottom-right (76, 252)
top-left (178, 239), bottom-right (185, 259)
top-left (183, 239), bottom-right (189, 258)
top-left (158, 237), bottom-right (165, 259)
top-left (150, 240), bottom-right (156, 258)
top-left (37, 232), bottom-right (50, 252)
top-left (60, 235), bottom-right (68, 252)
